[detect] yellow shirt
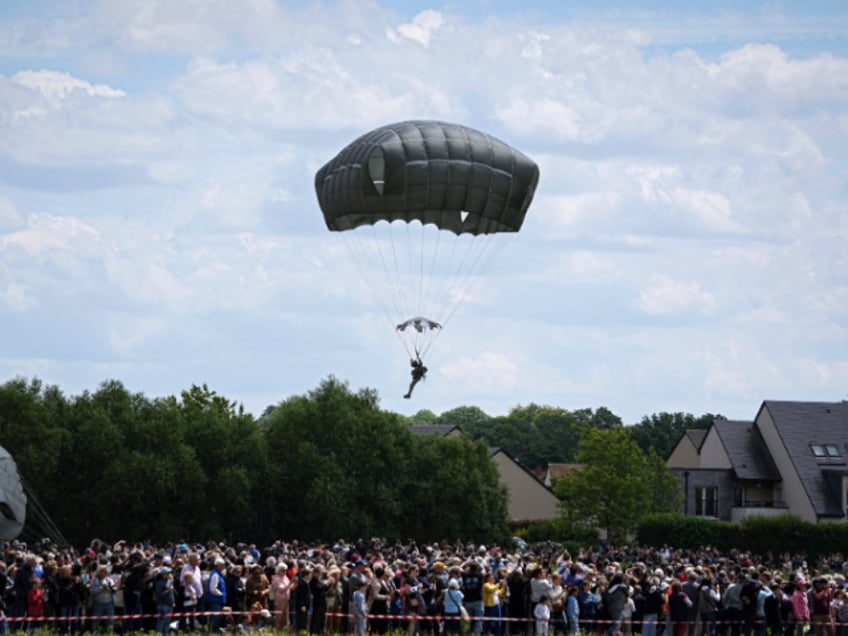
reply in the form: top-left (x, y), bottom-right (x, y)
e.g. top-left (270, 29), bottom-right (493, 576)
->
top-left (483, 581), bottom-right (505, 608)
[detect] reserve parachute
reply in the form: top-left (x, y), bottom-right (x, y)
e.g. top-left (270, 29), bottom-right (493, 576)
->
top-left (315, 120), bottom-right (539, 358)
top-left (0, 445), bottom-right (26, 540)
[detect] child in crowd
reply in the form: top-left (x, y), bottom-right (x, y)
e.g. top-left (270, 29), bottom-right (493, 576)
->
top-left (353, 580), bottom-right (369, 636)
top-left (535, 595), bottom-right (552, 635)
top-left (566, 585), bottom-right (581, 634)
top-left (27, 577), bottom-right (44, 631)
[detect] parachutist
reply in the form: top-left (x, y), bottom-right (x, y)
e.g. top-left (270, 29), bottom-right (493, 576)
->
top-left (403, 355), bottom-right (428, 399)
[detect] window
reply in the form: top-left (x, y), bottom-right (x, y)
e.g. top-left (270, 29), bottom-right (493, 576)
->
top-left (695, 486), bottom-right (718, 517)
top-left (812, 444), bottom-right (841, 458)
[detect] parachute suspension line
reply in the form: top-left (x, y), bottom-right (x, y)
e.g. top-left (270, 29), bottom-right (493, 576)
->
top-left (438, 232), bottom-right (510, 332)
top-left (417, 221), bottom-right (427, 319)
top-left (340, 228), bottom-right (413, 359)
top-left (20, 477), bottom-right (68, 547)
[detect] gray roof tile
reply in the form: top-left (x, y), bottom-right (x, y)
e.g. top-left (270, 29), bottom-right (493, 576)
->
top-left (713, 419), bottom-right (781, 482)
top-left (761, 401), bottom-right (848, 517)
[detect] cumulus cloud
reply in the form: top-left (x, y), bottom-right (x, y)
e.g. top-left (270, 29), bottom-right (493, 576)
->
top-left (0, 213), bottom-right (101, 256)
top-left (388, 10), bottom-right (445, 46)
top-left (0, 198), bottom-right (23, 231)
top-left (0, 283), bottom-right (38, 313)
top-left (637, 275), bottom-right (718, 315)
top-left (440, 350), bottom-right (521, 394)
top-left (0, 2), bottom-right (845, 421)
top-left (11, 69), bottom-right (125, 102)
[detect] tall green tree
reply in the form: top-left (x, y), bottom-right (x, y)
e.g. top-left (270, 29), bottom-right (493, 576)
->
top-left (629, 412), bottom-right (724, 459)
top-left (263, 376), bottom-right (413, 539)
top-left (554, 426), bottom-right (682, 542)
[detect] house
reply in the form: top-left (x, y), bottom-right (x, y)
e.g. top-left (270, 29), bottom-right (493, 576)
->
top-left (543, 463), bottom-right (583, 488)
top-left (667, 400), bottom-right (848, 523)
top-left (409, 424), bottom-right (560, 523)
top-left (490, 448), bottom-right (561, 523)
top-left (409, 424), bottom-right (463, 439)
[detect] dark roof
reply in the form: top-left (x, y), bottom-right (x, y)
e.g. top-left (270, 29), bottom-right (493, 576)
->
top-left (409, 424), bottom-right (460, 437)
top-left (547, 463), bottom-right (583, 480)
top-left (686, 429), bottom-right (707, 451)
top-left (713, 419), bottom-right (781, 482)
top-left (760, 400), bottom-right (848, 517)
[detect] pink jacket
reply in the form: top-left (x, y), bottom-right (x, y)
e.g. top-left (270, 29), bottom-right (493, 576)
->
top-left (792, 589), bottom-right (810, 621)
top-left (272, 574), bottom-right (292, 602)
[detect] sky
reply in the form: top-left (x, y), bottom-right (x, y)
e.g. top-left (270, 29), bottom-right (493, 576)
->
top-left (0, 1), bottom-right (846, 426)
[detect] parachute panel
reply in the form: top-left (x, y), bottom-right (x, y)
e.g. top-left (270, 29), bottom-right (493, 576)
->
top-left (0, 446), bottom-right (26, 540)
top-left (316, 120), bottom-right (539, 236)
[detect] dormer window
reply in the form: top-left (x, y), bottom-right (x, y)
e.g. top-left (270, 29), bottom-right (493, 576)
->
top-left (811, 444), bottom-right (841, 458)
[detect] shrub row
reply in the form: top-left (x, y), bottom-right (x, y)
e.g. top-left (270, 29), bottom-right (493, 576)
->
top-left (636, 513), bottom-right (848, 562)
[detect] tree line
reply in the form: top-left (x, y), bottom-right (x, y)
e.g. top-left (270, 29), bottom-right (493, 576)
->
top-left (0, 375), bottom-right (719, 547)
top-left (410, 405), bottom-right (721, 469)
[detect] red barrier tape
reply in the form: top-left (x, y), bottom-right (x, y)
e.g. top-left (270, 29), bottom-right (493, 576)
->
top-left (1, 611), bottom-right (841, 627)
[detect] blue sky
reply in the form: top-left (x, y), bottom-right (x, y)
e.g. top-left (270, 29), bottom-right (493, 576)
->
top-left (0, 0), bottom-right (846, 424)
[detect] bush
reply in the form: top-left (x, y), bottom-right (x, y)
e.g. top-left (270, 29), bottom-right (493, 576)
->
top-left (515, 519), bottom-right (598, 545)
top-left (637, 513), bottom-right (738, 549)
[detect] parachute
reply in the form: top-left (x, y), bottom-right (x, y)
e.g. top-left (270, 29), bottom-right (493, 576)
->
top-left (0, 445), bottom-right (27, 540)
top-left (315, 120), bottom-right (539, 358)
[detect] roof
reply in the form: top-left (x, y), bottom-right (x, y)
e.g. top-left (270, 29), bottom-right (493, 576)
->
top-left (712, 419), bottom-right (781, 482)
top-left (547, 463), bottom-right (583, 479)
top-left (685, 429), bottom-right (707, 451)
top-left (760, 400), bottom-right (848, 517)
top-left (409, 424), bottom-right (461, 437)
top-left (490, 447), bottom-right (556, 493)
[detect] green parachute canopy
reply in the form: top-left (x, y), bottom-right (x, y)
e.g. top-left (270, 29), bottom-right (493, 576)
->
top-left (315, 121), bottom-right (539, 360)
top-left (0, 446), bottom-right (26, 540)
top-left (315, 120), bottom-right (539, 235)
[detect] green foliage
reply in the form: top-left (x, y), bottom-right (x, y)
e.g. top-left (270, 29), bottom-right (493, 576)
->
top-left (554, 427), bottom-right (682, 542)
top-left (637, 513), bottom-right (848, 562)
top-left (628, 412), bottom-right (724, 459)
top-left (519, 519), bottom-right (598, 545)
top-left (0, 375), bottom-right (510, 545)
top-left (738, 514), bottom-right (810, 557)
top-left (637, 513), bottom-right (739, 551)
top-left (440, 404), bottom-right (622, 470)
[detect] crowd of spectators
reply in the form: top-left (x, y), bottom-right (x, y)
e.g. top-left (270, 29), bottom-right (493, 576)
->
top-left (2, 537), bottom-right (848, 636)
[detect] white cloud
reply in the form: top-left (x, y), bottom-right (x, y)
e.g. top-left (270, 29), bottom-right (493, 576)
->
top-left (637, 275), bottom-right (717, 315)
top-left (388, 10), bottom-right (445, 47)
top-left (0, 199), bottom-right (23, 231)
top-left (0, 214), bottom-right (101, 256)
top-left (441, 350), bottom-right (521, 394)
top-left (0, 283), bottom-right (37, 313)
top-left (11, 69), bottom-right (125, 103)
top-left (0, 2), bottom-right (845, 423)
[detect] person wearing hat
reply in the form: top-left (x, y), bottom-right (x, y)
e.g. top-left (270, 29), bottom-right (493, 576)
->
top-left (791, 578), bottom-right (810, 636)
top-left (206, 557), bottom-right (228, 633)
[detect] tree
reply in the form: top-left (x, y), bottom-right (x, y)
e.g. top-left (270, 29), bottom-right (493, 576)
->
top-left (629, 412), bottom-right (724, 459)
top-left (436, 406), bottom-right (492, 431)
top-left (263, 376), bottom-right (510, 542)
top-left (263, 376), bottom-right (414, 539)
top-left (402, 435), bottom-right (509, 542)
top-left (554, 426), bottom-right (683, 542)
top-left (442, 404), bottom-right (622, 470)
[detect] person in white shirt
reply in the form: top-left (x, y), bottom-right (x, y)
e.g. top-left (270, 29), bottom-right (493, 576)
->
top-left (535, 595), bottom-right (552, 635)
